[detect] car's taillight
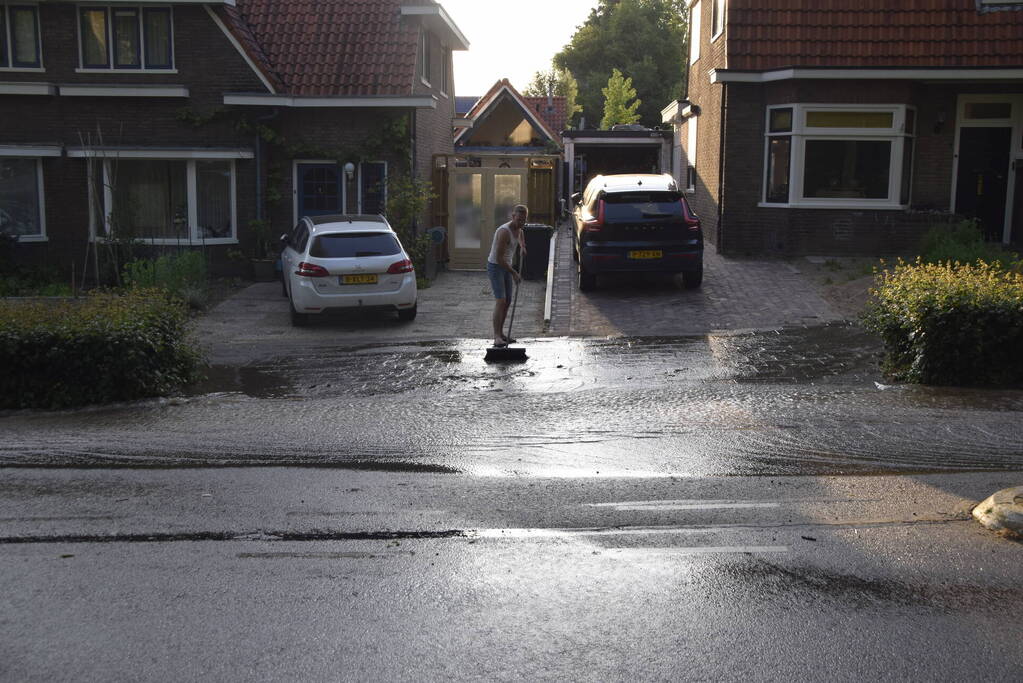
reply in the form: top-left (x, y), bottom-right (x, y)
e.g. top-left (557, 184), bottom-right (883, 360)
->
top-left (680, 199), bottom-right (701, 232)
top-left (387, 259), bottom-right (414, 274)
top-left (582, 199), bottom-right (605, 232)
top-left (296, 261), bottom-right (330, 277)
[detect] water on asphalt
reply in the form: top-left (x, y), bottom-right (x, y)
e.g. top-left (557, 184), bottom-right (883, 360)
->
top-left (3, 323), bottom-right (1023, 476)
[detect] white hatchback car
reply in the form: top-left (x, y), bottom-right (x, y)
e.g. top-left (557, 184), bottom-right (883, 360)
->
top-left (280, 214), bottom-right (418, 326)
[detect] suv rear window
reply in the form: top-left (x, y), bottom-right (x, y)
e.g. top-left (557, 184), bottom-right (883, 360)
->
top-left (602, 191), bottom-right (683, 221)
top-left (310, 232), bottom-right (402, 258)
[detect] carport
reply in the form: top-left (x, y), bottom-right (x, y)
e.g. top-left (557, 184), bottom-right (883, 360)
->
top-left (562, 129), bottom-right (673, 203)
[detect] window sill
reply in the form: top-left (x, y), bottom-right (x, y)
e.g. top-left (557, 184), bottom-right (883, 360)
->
top-left (420, 77), bottom-right (432, 88)
top-left (758, 201), bottom-right (907, 210)
top-left (439, 90), bottom-right (449, 99)
top-left (75, 67), bottom-right (178, 74)
top-left (6, 235), bottom-right (47, 243)
top-left (0, 66), bottom-right (45, 73)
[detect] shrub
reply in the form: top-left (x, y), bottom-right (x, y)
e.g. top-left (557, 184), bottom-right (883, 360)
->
top-left (385, 175), bottom-right (437, 279)
top-left (862, 258), bottom-right (1023, 386)
top-left (0, 289), bottom-right (205, 409)
top-left (920, 220), bottom-right (1018, 267)
top-left (123, 251), bottom-right (208, 309)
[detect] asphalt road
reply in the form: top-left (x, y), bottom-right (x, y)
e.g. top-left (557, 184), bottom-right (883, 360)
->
top-left (3, 257), bottom-right (1023, 680)
top-left (2, 469), bottom-right (1022, 681)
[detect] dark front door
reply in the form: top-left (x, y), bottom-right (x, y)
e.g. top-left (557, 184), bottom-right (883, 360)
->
top-left (956, 127), bottom-right (1011, 241)
top-left (297, 163), bottom-right (342, 217)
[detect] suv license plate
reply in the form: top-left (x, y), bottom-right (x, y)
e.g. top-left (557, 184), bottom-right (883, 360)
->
top-left (628, 250), bottom-right (662, 259)
top-left (341, 274), bottom-right (378, 285)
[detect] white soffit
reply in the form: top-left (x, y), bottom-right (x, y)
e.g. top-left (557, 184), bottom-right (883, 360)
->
top-left (400, 5), bottom-right (470, 50)
top-left (0, 144), bottom-right (62, 157)
top-left (67, 148), bottom-right (254, 159)
top-left (59, 84), bottom-right (189, 97)
top-left (0, 82), bottom-right (56, 96)
top-left (223, 94), bottom-right (437, 108)
top-left (711, 67), bottom-right (1023, 83)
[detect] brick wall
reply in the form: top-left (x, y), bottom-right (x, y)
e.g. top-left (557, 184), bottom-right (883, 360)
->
top-left (715, 79), bottom-right (1023, 256)
top-left (2, 4), bottom-right (269, 275)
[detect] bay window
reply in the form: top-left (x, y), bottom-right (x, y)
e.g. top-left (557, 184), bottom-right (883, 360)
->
top-left (79, 6), bottom-right (173, 70)
top-left (762, 104), bottom-right (915, 208)
top-left (0, 157), bottom-right (43, 238)
top-left (93, 158), bottom-right (236, 243)
top-left (0, 4), bottom-right (41, 68)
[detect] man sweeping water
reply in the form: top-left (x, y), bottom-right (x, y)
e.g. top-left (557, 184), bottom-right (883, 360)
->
top-left (486, 204), bottom-right (528, 349)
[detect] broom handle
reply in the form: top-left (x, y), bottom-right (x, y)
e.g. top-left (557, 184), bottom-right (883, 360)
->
top-left (506, 245), bottom-right (521, 339)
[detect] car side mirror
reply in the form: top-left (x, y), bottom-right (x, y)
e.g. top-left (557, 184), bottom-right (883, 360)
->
top-left (279, 233), bottom-right (290, 247)
top-left (571, 192), bottom-right (582, 205)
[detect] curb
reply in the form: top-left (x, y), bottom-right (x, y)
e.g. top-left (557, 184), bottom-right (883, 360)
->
top-left (972, 486), bottom-right (1023, 537)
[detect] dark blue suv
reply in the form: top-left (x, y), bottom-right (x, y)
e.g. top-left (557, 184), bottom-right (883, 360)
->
top-left (571, 174), bottom-right (703, 291)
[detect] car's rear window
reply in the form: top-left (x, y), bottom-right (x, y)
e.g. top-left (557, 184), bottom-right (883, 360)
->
top-left (603, 191), bottom-right (683, 221)
top-left (309, 232), bottom-right (402, 258)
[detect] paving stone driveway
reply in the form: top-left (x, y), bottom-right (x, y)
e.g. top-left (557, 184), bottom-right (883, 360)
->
top-left (546, 222), bottom-right (843, 337)
top-left (199, 222), bottom-right (846, 364)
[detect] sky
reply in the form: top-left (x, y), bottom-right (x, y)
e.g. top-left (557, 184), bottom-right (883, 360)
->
top-left (441, 0), bottom-right (600, 98)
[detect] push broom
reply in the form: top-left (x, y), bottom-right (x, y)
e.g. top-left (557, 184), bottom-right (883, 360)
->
top-left (485, 254), bottom-right (527, 362)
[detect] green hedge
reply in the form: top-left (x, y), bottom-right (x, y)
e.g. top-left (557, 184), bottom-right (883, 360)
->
top-left (0, 289), bottom-right (205, 409)
top-left (862, 259), bottom-right (1023, 386)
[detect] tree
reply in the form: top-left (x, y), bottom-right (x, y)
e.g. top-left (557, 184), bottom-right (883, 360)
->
top-left (553, 0), bottom-right (688, 128)
top-left (600, 69), bottom-right (641, 128)
top-left (523, 68), bottom-right (583, 127)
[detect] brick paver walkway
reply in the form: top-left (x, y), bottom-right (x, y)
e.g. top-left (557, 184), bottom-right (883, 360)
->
top-left (548, 221), bottom-right (843, 337)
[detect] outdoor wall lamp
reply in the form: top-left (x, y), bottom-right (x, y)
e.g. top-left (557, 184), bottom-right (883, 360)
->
top-left (934, 110), bottom-right (946, 135)
top-left (343, 161), bottom-right (355, 180)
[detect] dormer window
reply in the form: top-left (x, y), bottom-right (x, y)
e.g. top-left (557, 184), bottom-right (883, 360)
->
top-left (79, 6), bottom-right (173, 71)
top-left (0, 5), bottom-right (42, 69)
top-left (419, 29), bottom-right (432, 85)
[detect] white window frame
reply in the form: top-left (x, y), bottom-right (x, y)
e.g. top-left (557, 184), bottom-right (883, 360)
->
top-left (0, 3), bottom-right (44, 71)
top-left (292, 159), bottom-right (347, 227)
top-left (760, 103), bottom-right (914, 209)
top-left (689, 1), bottom-right (701, 65)
top-left (357, 160), bottom-right (388, 214)
top-left (419, 29), bottom-right (431, 87)
top-left (75, 4), bottom-right (176, 73)
top-left (0, 155), bottom-right (47, 242)
top-left (93, 158), bottom-right (236, 244)
top-left (950, 94), bottom-right (1023, 244)
top-left (685, 116), bottom-right (698, 192)
top-left (711, 0), bottom-right (725, 42)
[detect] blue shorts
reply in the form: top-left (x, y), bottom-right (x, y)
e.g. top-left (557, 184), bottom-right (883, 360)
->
top-left (487, 261), bottom-right (513, 300)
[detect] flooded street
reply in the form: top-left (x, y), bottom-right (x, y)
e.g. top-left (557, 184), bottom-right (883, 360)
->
top-left (4, 322), bottom-right (1023, 681)
top-left (3, 324), bottom-right (1023, 477)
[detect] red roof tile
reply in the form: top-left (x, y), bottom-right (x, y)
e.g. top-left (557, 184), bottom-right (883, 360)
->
top-left (727, 1), bottom-right (1023, 70)
top-left (232, 0), bottom-right (421, 96)
top-left (525, 96), bottom-right (568, 134)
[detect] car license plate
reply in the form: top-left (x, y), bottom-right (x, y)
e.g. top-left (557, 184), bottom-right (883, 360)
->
top-left (341, 274), bottom-right (378, 285)
top-left (628, 250), bottom-right (662, 259)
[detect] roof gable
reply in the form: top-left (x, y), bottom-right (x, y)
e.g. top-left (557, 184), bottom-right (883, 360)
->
top-left (455, 79), bottom-right (560, 147)
top-left (230, 0), bottom-right (459, 97)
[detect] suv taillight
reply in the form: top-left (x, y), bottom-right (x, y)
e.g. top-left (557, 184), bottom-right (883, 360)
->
top-left (582, 199), bottom-right (605, 232)
top-left (296, 262), bottom-right (330, 277)
top-left (387, 259), bottom-right (414, 274)
top-left (680, 199), bottom-right (700, 232)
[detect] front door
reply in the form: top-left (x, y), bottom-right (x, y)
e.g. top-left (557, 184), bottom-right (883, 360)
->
top-left (448, 168), bottom-right (525, 269)
top-left (955, 127), bottom-right (1012, 241)
top-left (297, 163), bottom-right (342, 218)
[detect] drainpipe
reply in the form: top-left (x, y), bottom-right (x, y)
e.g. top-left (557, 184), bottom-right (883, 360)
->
top-left (409, 109), bottom-right (419, 235)
top-left (253, 107), bottom-right (279, 225)
top-left (716, 82), bottom-right (727, 254)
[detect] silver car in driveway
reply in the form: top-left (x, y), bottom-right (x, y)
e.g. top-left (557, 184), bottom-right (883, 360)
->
top-left (280, 214), bottom-right (418, 326)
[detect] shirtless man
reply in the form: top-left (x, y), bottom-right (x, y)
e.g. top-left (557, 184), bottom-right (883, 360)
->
top-left (485, 204), bottom-right (528, 347)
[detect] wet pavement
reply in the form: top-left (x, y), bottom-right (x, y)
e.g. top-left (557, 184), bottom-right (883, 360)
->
top-left (4, 229), bottom-right (1023, 681)
top-left (4, 324), bottom-right (1023, 477)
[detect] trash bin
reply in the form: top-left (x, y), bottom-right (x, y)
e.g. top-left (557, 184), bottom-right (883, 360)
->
top-left (521, 223), bottom-right (554, 280)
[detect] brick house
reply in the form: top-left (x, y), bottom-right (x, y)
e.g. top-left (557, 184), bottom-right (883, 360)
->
top-left (0, 0), bottom-right (467, 279)
top-left (666, 0), bottom-right (1023, 256)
